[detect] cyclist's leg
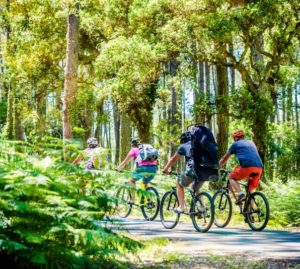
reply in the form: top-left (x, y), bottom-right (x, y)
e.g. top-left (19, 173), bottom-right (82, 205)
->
top-left (131, 167), bottom-right (145, 203)
top-left (229, 166), bottom-right (250, 203)
top-left (141, 165), bottom-right (158, 188)
top-left (176, 173), bottom-right (193, 211)
top-left (248, 167), bottom-right (263, 207)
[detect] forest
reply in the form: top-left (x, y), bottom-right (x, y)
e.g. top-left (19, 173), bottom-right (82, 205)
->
top-left (0, 0), bottom-right (299, 268)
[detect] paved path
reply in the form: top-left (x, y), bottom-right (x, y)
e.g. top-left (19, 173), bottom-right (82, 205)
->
top-left (108, 218), bottom-right (300, 260)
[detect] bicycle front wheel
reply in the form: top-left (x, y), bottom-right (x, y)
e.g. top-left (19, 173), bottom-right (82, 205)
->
top-left (191, 192), bottom-right (214, 233)
top-left (116, 186), bottom-right (132, 218)
top-left (245, 191), bottom-right (269, 231)
top-left (160, 190), bottom-right (180, 229)
top-left (141, 187), bottom-right (160, 221)
top-left (213, 190), bottom-right (232, 228)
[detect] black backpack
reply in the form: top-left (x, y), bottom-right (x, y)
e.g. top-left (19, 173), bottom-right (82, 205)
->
top-left (190, 125), bottom-right (219, 179)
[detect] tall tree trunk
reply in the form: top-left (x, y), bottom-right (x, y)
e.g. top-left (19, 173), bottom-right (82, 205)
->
top-left (14, 100), bottom-right (23, 140)
top-left (216, 64), bottom-right (229, 159)
top-left (295, 83), bottom-right (299, 130)
top-left (205, 62), bottom-right (212, 128)
top-left (119, 112), bottom-right (131, 162)
top-left (229, 43), bottom-right (235, 91)
top-left (113, 102), bottom-right (120, 164)
top-left (36, 89), bottom-right (47, 138)
top-left (62, 10), bottom-right (79, 140)
top-left (5, 85), bottom-right (14, 139)
top-left (170, 60), bottom-right (179, 155)
top-left (282, 86), bottom-right (286, 122)
top-left (287, 84), bottom-right (293, 122)
top-left (95, 98), bottom-right (104, 142)
top-left (194, 61), bottom-right (205, 123)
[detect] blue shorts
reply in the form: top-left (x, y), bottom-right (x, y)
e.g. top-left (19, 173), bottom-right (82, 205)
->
top-left (132, 165), bottom-right (158, 184)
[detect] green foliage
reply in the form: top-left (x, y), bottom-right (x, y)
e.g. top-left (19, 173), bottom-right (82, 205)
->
top-left (263, 180), bottom-right (300, 227)
top-left (0, 141), bottom-right (140, 268)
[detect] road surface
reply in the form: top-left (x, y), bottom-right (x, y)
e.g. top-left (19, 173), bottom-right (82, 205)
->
top-left (107, 217), bottom-right (300, 260)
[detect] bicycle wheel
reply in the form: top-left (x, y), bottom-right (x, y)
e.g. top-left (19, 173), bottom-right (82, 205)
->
top-left (141, 187), bottom-right (160, 221)
top-left (116, 186), bottom-right (132, 218)
top-left (245, 191), bottom-right (269, 231)
top-left (191, 192), bottom-right (214, 233)
top-left (160, 190), bottom-right (180, 229)
top-left (213, 190), bottom-right (232, 228)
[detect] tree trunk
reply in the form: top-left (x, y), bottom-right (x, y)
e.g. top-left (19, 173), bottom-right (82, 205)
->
top-left (287, 84), bottom-right (293, 122)
top-left (36, 89), bottom-right (47, 138)
top-left (216, 64), bottom-right (229, 159)
top-left (95, 98), bottom-right (104, 142)
top-left (5, 85), bottom-right (14, 139)
top-left (170, 60), bottom-right (179, 155)
top-left (62, 11), bottom-right (79, 140)
top-left (113, 102), bottom-right (120, 163)
top-left (295, 83), bottom-right (299, 130)
top-left (119, 112), bottom-right (131, 162)
top-left (282, 86), bottom-right (286, 122)
top-left (205, 62), bottom-right (212, 128)
top-left (194, 61), bottom-right (205, 123)
top-left (14, 100), bottom-right (23, 140)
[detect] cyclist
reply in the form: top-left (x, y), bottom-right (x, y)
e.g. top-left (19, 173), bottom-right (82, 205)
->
top-left (115, 138), bottom-right (158, 201)
top-left (219, 130), bottom-right (263, 204)
top-left (73, 137), bottom-right (106, 170)
top-left (163, 131), bottom-right (212, 213)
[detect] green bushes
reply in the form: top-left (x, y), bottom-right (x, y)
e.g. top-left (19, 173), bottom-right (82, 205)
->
top-left (0, 142), bottom-right (140, 269)
top-left (262, 180), bottom-right (300, 227)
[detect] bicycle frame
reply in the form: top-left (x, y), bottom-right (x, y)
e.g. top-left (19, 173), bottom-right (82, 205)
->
top-left (221, 172), bottom-right (254, 216)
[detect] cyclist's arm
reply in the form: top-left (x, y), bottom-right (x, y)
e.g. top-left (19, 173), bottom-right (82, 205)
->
top-left (219, 152), bottom-right (231, 167)
top-left (116, 152), bottom-right (132, 171)
top-left (73, 155), bottom-right (82, 164)
top-left (162, 152), bottom-right (181, 173)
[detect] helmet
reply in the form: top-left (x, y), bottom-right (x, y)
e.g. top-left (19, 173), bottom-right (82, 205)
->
top-left (87, 137), bottom-right (98, 148)
top-left (180, 131), bottom-right (191, 144)
top-left (131, 137), bottom-right (141, 146)
top-left (231, 130), bottom-right (245, 139)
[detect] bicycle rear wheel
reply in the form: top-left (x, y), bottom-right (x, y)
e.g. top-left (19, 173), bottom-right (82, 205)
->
top-left (245, 191), bottom-right (269, 231)
top-left (116, 186), bottom-right (132, 218)
top-left (160, 190), bottom-right (180, 229)
top-left (213, 190), bottom-right (232, 228)
top-left (191, 192), bottom-right (214, 233)
top-left (141, 187), bottom-right (160, 221)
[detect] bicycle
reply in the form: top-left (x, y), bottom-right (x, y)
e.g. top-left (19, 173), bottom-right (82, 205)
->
top-left (160, 172), bottom-right (214, 233)
top-left (213, 170), bottom-right (270, 231)
top-left (116, 180), bottom-right (160, 221)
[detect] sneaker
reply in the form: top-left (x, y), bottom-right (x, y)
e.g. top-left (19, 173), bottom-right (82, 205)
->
top-left (236, 193), bottom-right (246, 205)
top-left (174, 206), bottom-right (186, 214)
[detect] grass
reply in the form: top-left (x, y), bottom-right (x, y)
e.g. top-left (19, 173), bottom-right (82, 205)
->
top-left (120, 236), bottom-right (300, 269)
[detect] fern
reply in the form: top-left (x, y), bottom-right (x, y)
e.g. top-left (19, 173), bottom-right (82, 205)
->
top-left (0, 140), bottom-right (140, 268)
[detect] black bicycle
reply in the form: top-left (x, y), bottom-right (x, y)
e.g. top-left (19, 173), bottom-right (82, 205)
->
top-left (213, 170), bottom-right (269, 231)
top-left (116, 181), bottom-right (160, 221)
top-left (160, 172), bottom-right (214, 233)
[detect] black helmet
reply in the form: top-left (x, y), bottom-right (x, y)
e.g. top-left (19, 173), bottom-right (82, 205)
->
top-left (180, 131), bottom-right (191, 144)
top-left (131, 137), bottom-right (141, 146)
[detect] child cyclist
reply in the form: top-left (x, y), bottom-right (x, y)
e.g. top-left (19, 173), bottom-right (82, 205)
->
top-left (115, 138), bottom-right (158, 202)
top-left (219, 130), bottom-right (263, 204)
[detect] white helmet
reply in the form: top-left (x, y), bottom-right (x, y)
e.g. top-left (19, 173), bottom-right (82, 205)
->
top-left (87, 137), bottom-right (98, 148)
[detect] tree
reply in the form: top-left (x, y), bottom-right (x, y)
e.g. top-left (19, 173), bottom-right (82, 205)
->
top-left (63, 5), bottom-right (79, 140)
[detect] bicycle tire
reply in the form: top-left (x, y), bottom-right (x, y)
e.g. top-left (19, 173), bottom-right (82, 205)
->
top-left (245, 191), bottom-right (269, 231)
top-left (116, 186), bottom-right (132, 218)
top-left (191, 192), bottom-right (214, 233)
top-left (160, 190), bottom-right (180, 229)
top-left (141, 187), bottom-right (160, 221)
top-left (213, 190), bottom-right (232, 228)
